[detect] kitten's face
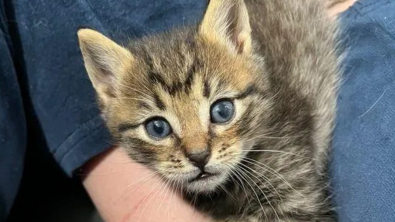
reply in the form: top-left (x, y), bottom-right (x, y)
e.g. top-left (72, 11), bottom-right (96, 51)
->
top-left (78, 0), bottom-right (273, 193)
top-left (109, 35), bottom-right (272, 193)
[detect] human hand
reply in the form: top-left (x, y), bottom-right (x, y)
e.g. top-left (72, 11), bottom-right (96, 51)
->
top-left (82, 147), bottom-right (208, 222)
top-left (328, 0), bottom-right (357, 17)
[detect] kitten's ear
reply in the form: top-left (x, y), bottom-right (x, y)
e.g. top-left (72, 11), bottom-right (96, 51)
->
top-left (199, 0), bottom-right (252, 54)
top-left (77, 28), bottom-right (134, 105)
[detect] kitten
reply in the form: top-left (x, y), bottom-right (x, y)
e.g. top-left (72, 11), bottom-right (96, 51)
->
top-left (77, 0), bottom-right (341, 221)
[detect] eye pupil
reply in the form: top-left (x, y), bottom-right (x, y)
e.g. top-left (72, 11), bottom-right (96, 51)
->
top-left (210, 100), bottom-right (235, 124)
top-left (216, 103), bottom-right (231, 118)
top-left (153, 121), bottom-right (165, 134)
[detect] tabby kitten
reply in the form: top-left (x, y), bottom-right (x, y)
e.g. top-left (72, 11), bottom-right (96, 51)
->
top-left (77, 0), bottom-right (340, 221)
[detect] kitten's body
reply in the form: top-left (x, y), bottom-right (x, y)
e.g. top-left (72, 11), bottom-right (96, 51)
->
top-left (189, 1), bottom-right (339, 221)
top-left (78, 0), bottom-right (340, 221)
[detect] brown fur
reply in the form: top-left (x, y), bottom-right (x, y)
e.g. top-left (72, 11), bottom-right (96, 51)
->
top-left (78, 0), bottom-right (341, 221)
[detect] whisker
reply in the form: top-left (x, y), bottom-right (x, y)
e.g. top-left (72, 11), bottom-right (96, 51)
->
top-left (168, 178), bottom-right (178, 222)
top-left (133, 178), bottom-right (163, 222)
top-left (137, 177), bottom-right (169, 222)
top-left (236, 166), bottom-right (280, 221)
top-left (120, 171), bottom-right (157, 193)
top-left (116, 96), bottom-right (151, 103)
top-left (219, 183), bottom-right (238, 204)
top-left (241, 149), bottom-right (315, 161)
top-left (157, 176), bottom-right (173, 218)
top-left (244, 134), bottom-right (302, 140)
top-left (237, 162), bottom-right (283, 202)
top-left (232, 166), bottom-right (268, 220)
top-left (117, 82), bottom-right (152, 99)
top-left (119, 172), bottom-right (157, 202)
top-left (241, 157), bottom-right (305, 198)
top-left (224, 163), bottom-right (251, 208)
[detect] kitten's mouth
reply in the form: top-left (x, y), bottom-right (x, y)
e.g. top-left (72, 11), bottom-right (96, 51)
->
top-left (182, 167), bottom-right (230, 193)
top-left (188, 172), bottom-right (218, 183)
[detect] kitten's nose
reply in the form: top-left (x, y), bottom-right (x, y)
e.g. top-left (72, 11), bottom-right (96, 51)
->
top-left (186, 150), bottom-right (210, 170)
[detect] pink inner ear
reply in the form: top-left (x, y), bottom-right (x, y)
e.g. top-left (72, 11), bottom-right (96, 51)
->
top-left (228, 2), bottom-right (251, 54)
top-left (236, 37), bottom-right (246, 54)
top-left (231, 27), bottom-right (250, 54)
top-left (199, 0), bottom-right (252, 54)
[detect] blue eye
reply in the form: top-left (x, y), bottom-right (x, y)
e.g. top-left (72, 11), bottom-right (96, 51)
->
top-left (145, 118), bottom-right (172, 139)
top-left (210, 100), bottom-right (235, 124)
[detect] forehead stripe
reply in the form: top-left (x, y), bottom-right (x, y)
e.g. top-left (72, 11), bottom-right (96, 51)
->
top-left (148, 71), bottom-right (167, 86)
top-left (118, 123), bottom-right (139, 133)
top-left (236, 85), bottom-right (260, 99)
top-left (184, 65), bottom-right (196, 94)
top-left (153, 94), bottom-right (166, 110)
top-left (203, 80), bottom-right (211, 98)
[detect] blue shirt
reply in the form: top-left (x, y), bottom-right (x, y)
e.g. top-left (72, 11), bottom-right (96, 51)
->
top-left (0, 0), bottom-right (394, 221)
top-left (332, 0), bottom-right (395, 221)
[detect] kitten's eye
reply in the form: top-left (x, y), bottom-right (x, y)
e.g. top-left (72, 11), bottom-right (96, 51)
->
top-left (210, 100), bottom-right (235, 124)
top-left (145, 118), bottom-right (172, 139)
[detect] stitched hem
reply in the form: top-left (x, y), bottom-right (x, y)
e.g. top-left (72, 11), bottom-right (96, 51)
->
top-left (54, 115), bottom-right (113, 176)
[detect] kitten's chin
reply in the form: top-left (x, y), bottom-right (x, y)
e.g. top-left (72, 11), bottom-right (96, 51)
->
top-left (184, 171), bottom-right (229, 194)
